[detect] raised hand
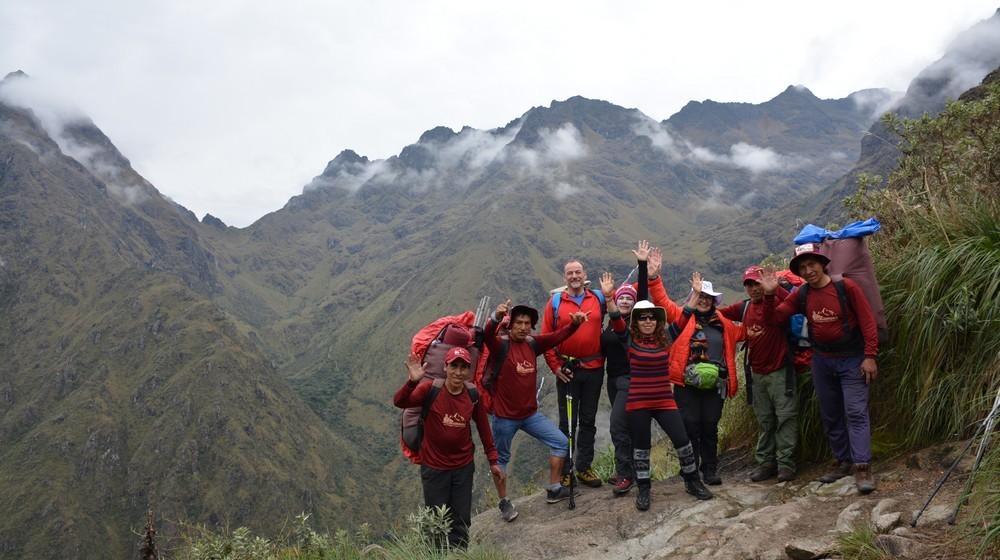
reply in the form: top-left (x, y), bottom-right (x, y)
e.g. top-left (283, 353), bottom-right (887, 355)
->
top-left (758, 265), bottom-right (779, 295)
top-left (600, 272), bottom-right (615, 298)
top-left (495, 298), bottom-right (511, 319)
top-left (404, 352), bottom-right (426, 383)
top-left (687, 271), bottom-right (704, 307)
top-left (633, 239), bottom-right (651, 262)
top-left (648, 247), bottom-right (663, 279)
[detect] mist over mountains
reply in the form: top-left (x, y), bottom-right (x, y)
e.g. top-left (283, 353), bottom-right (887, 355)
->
top-left (0, 10), bottom-right (998, 559)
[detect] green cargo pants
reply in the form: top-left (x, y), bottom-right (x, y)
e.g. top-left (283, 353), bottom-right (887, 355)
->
top-left (752, 367), bottom-right (801, 471)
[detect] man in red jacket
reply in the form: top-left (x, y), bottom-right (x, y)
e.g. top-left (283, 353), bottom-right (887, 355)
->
top-left (394, 347), bottom-right (505, 548)
top-left (542, 259), bottom-right (606, 488)
top-left (759, 244), bottom-right (879, 494)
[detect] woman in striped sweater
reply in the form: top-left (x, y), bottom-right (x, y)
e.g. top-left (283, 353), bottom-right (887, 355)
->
top-left (600, 266), bottom-right (713, 511)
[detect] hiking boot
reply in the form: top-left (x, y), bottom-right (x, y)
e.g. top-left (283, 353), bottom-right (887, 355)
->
top-left (546, 485), bottom-right (580, 504)
top-left (498, 498), bottom-right (518, 522)
top-left (702, 466), bottom-right (722, 486)
top-left (561, 474), bottom-right (572, 488)
top-left (612, 477), bottom-right (635, 496)
top-left (853, 463), bottom-right (877, 494)
top-left (608, 474), bottom-right (623, 486)
top-left (576, 469), bottom-right (603, 488)
top-left (777, 467), bottom-right (796, 482)
top-left (684, 478), bottom-right (714, 500)
top-left (635, 486), bottom-right (650, 511)
top-left (817, 460), bottom-right (853, 483)
top-left (750, 464), bottom-right (778, 482)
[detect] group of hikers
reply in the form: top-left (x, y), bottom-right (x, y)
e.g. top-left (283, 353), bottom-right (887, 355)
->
top-left (394, 239), bottom-right (880, 548)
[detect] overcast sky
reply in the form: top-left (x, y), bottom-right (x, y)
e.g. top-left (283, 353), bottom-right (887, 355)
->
top-left (1, 1), bottom-right (996, 227)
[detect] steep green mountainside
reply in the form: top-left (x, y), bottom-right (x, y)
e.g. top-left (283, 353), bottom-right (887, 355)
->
top-left (0, 95), bottom-right (382, 559)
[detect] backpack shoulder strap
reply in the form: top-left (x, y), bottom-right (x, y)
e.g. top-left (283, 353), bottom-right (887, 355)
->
top-left (740, 298), bottom-right (750, 322)
top-left (464, 382), bottom-right (479, 405)
top-left (551, 293), bottom-right (561, 327)
top-left (832, 279), bottom-right (853, 336)
top-left (527, 336), bottom-right (538, 355)
top-left (420, 378), bottom-right (446, 421)
top-left (492, 338), bottom-right (512, 376)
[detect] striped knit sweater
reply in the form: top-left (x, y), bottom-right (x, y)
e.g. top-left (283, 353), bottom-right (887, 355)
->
top-left (625, 339), bottom-right (677, 412)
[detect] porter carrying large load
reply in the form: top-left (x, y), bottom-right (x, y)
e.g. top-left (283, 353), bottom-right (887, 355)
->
top-left (793, 217), bottom-right (888, 344)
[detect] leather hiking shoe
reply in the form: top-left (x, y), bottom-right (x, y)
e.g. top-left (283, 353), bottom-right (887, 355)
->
top-left (498, 498), bottom-right (518, 522)
top-left (546, 485), bottom-right (580, 504)
top-left (853, 463), bottom-right (877, 494)
top-left (635, 486), bottom-right (650, 511)
top-left (702, 466), bottom-right (722, 486)
top-left (612, 477), bottom-right (635, 496)
top-left (684, 478), bottom-right (714, 500)
top-left (576, 469), bottom-right (603, 488)
top-left (817, 460), bottom-right (853, 483)
top-left (750, 464), bottom-right (778, 482)
top-left (777, 467), bottom-right (796, 482)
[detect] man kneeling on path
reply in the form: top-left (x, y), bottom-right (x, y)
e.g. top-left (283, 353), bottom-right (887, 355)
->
top-left (486, 299), bottom-right (587, 521)
top-left (394, 347), bottom-right (504, 548)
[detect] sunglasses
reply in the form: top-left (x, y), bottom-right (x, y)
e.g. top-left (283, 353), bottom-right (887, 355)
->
top-left (636, 314), bottom-right (658, 321)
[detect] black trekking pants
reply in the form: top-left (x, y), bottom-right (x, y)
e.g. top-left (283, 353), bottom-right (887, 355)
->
top-left (674, 384), bottom-right (724, 473)
top-left (607, 374), bottom-right (633, 478)
top-left (420, 461), bottom-right (474, 549)
top-left (556, 366), bottom-right (604, 474)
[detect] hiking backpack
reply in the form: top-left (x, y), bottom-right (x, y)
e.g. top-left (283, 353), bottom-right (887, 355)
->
top-left (399, 313), bottom-right (482, 464)
top-left (550, 288), bottom-right (606, 325)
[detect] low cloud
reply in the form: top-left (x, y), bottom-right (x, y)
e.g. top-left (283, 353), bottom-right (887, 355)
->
top-left (1, 77), bottom-right (148, 206)
top-left (308, 121), bottom-right (589, 199)
top-left (691, 142), bottom-right (800, 174)
top-left (632, 115), bottom-right (684, 160)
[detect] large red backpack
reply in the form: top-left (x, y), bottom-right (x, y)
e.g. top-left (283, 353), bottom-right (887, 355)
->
top-left (399, 312), bottom-right (481, 464)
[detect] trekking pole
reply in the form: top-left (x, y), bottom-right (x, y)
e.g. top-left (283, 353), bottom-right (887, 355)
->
top-left (566, 390), bottom-right (576, 510)
top-left (910, 386), bottom-right (1000, 527)
top-left (947, 386), bottom-right (1000, 524)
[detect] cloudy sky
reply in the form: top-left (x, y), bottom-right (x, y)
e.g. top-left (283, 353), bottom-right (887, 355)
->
top-left (1, 1), bottom-right (996, 227)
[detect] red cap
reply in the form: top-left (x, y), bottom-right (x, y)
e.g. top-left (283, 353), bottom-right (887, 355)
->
top-left (444, 347), bottom-right (472, 364)
top-left (742, 265), bottom-right (763, 285)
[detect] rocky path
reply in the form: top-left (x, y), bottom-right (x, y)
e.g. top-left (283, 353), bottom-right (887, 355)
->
top-left (471, 442), bottom-right (979, 559)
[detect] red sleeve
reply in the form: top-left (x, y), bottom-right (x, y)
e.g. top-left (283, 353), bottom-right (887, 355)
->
top-left (649, 276), bottom-right (683, 324)
top-left (845, 280), bottom-right (879, 358)
top-left (484, 316), bottom-right (502, 353)
top-left (393, 380), bottom-right (427, 408)
top-left (534, 321), bottom-right (581, 355)
top-left (718, 301), bottom-right (743, 321)
top-left (473, 398), bottom-right (498, 466)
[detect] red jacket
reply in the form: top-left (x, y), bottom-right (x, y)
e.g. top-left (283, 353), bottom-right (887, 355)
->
top-left (542, 290), bottom-right (605, 373)
top-left (668, 310), bottom-right (746, 398)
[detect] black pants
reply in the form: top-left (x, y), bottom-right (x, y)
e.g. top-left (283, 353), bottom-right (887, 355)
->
top-left (420, 461), bottom-right (474, 549)
top-left (674, 385), bottom-right (724, 473)
top-left (627, 408), bottom-right (691, 488)
top-left (607, 375), bottom-right (633, 478)
top-left (557, 366), bottom-right (604, 474)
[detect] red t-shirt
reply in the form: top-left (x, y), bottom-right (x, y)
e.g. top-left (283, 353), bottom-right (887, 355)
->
top-left (719, 286), bottom-right (789, 375)
top-left (485, 316), bottom-right (580, 420)
top-left (766, 278), bottom-right (878, 358)
top-left (393, 381), bottom-right (498, 470)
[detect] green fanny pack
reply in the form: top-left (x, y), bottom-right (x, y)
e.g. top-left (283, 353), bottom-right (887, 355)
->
top-left (684, 362), bottom-right (720, 390)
